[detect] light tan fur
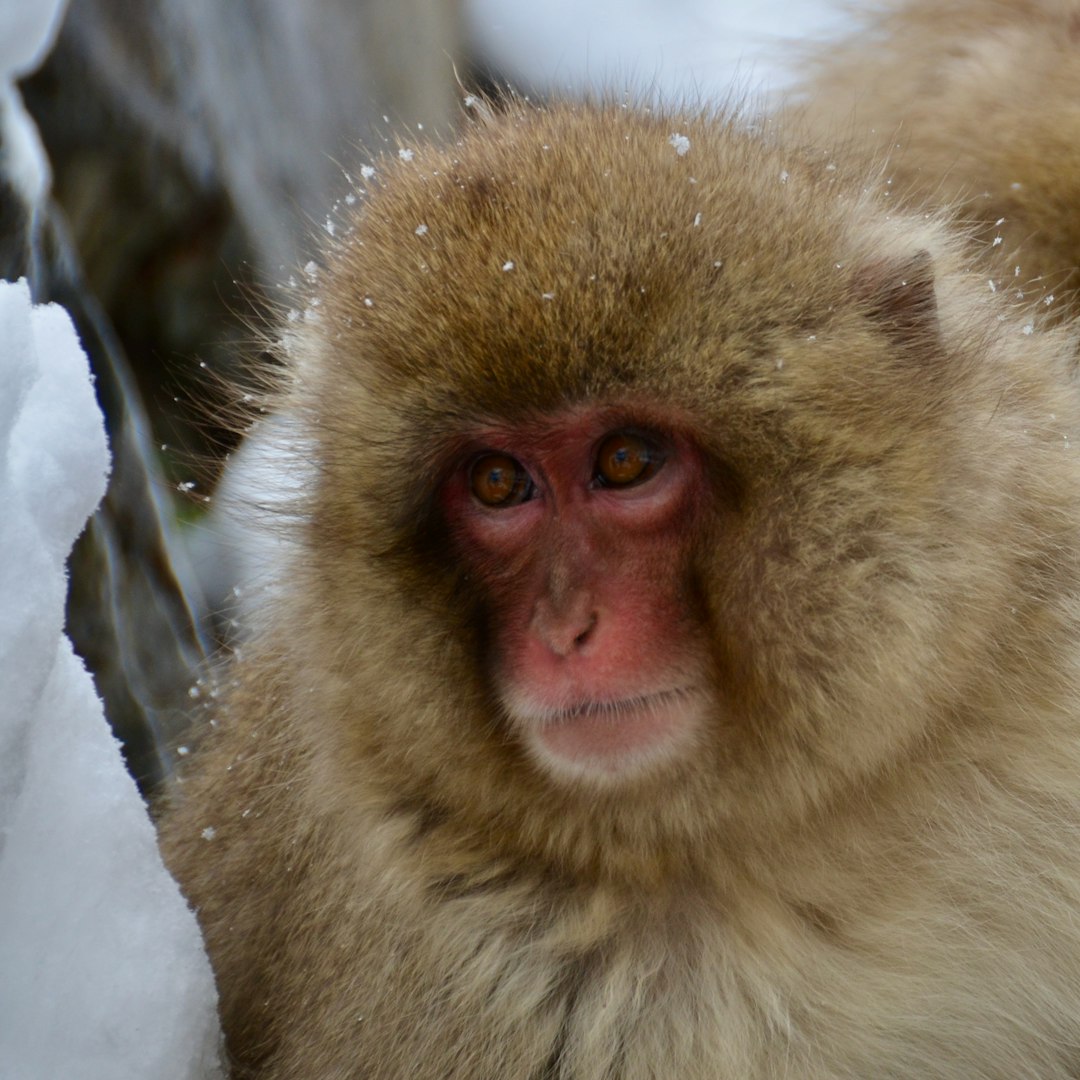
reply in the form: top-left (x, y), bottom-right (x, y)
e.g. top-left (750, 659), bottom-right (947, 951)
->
top-left (161, 99), bottom-right (1080, 1078)
top-left (793, 0), bottom-right (1080, 315)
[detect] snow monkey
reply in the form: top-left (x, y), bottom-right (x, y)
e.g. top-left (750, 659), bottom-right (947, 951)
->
top-left (160, 98), bottom-right (1080, 1079)
top-left (794, 0), bottom-right (1080, 318)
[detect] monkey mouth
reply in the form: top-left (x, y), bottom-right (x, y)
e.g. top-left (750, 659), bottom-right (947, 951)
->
top-left (507, 687), bottom-right (703, 781)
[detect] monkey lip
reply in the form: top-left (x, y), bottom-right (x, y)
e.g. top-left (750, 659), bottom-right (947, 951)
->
top-left (511, 687), bottom-right (702, 780)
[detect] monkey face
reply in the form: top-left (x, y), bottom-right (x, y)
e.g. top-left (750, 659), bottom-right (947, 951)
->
top-left (437, 405), bottom-right (712, 783)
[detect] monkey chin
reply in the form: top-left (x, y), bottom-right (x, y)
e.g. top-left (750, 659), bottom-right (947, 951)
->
top-left (504, 686), bottom-right (705, 785)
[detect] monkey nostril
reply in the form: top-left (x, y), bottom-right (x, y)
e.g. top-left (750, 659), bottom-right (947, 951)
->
top-left (573, 613), bottom-right (598, 648)
top-left (533, 601), bottom-right (599, 657)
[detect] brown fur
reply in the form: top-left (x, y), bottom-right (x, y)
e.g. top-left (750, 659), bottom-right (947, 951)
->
top-left (793, 0), bottom-right (1080, 316)
top-left (160, 100), bottom-right (1080, 1078)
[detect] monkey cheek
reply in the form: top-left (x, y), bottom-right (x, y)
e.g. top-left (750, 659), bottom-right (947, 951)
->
top-left (502, 685), bottom-right (707, 785)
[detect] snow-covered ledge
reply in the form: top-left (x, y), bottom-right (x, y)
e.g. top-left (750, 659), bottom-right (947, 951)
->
top-left (0, 279), bottom-right (222, 1079)
top-left (0, 0), bottom-right (222, 1073)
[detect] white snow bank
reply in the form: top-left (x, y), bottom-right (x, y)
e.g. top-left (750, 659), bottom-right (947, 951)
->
top-left (0, 278), bottom-right (222, 1080)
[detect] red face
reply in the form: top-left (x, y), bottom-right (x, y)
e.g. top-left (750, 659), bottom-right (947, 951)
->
top-left (441, 407), bottom-right (711, 784)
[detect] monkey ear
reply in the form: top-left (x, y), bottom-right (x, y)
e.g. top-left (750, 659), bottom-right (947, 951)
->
top-left (854, 249), bottom-right (940, 350)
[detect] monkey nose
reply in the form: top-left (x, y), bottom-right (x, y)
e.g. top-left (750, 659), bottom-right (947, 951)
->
top-left (531, 599), bottom-right (599, 657)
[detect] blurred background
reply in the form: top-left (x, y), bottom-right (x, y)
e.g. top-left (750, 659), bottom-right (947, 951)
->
top-left (10, 0), bottom-right (845, 792)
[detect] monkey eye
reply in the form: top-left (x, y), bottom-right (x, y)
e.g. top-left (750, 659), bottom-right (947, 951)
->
top-left (469, 453), bottom-right (534, 508)
top-left (594, 431), bottom-right (664, 488)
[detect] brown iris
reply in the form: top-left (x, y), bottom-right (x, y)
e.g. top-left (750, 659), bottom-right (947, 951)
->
top-left (470, 453), bottom-right (532, 507)
top-left (595, 431), bottom-right (661, 487)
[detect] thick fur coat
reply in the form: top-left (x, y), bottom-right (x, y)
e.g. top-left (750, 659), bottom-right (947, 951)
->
top-left (162, 91), bottom-right (1080, 1079)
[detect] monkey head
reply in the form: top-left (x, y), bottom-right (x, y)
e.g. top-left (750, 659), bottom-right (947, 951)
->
top-left (278, 102), bottom-right (1075, 881)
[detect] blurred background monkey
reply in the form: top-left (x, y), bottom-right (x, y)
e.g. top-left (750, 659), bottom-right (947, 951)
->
top-left (795, 0), bottom-right (1080, 317)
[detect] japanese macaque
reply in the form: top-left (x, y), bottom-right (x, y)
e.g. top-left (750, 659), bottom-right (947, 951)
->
top-left (793, 0), bottom-right (1080, 316)
top-left (159, 96), bottom-right (1080, 1080)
